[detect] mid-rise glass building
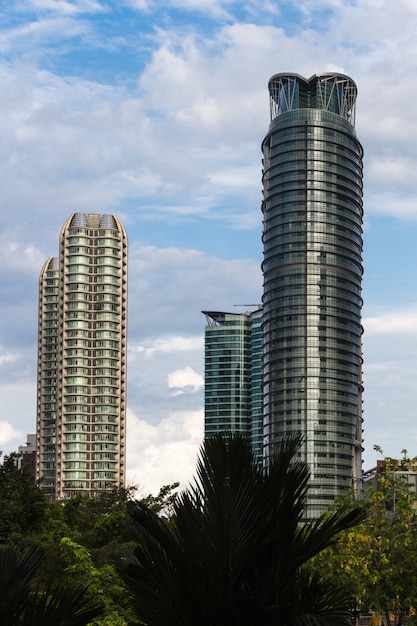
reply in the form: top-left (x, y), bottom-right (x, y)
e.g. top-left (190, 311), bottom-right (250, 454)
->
top-left (203, 309), bottom-right (263, 465)
top-left (36, 213), bottom-right (128, 499)
top-left (261, 73), bottom-right (364, 518)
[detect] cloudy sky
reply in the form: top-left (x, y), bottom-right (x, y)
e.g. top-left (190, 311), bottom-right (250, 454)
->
top-left (1, 0), bottom-right (417, 494)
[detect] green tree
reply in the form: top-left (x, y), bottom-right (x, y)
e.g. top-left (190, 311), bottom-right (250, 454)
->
top-left (0, 453), bottom-right (47, 542)
top-left (60, 537), bottom-right (133, 626)
top-left (119, 434), bottom-right (367, 626)
top-left (139, 482), bottom-right (179, 517)
top-left (316, 451), bottom-right (417, 625)
top-left (0, 460), bottom-right (180, 624)
top-left (61, 487), bottom-right (137, 549)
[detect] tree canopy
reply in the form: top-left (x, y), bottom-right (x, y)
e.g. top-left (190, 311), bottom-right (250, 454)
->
top-left (0, 453), bottom-right (47, 542)
top-left (316, 451), bottom-right (417, 626)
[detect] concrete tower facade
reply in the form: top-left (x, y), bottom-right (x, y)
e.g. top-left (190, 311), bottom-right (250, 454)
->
top-left (261, 73), bottom-right (364, 518)
top-left (36, 213), bottom-right (128, 499)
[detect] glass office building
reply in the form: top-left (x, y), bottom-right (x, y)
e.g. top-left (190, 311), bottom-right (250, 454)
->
top-left (261, 73), bottom-right (364, 518)
top-left (203, 309), bottom-right (263, 465)
top-left (36, 213), bottom-right (128, 499)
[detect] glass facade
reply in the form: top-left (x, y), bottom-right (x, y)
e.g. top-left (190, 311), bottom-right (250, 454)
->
top-left (203, 310), bottom-right (263, 465)
top-left (36, 213), bottom-right (128, 499)
top-left (262, 74), bottom-right (364, 519)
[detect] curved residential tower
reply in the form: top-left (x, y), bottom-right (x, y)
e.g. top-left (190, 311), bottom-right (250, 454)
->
top-left (36, 213), bottom-right (128, 499)
top-left (261, 73), bottom-right (364, 519)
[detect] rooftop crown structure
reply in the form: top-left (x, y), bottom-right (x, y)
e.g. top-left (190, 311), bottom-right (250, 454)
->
top-left (36, 213), bottom-right (128, 499)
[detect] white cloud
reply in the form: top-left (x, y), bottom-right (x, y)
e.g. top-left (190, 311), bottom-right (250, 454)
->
top-left (364, 306), bottom-right (417, 335)
top-left (123, 0), bottom-right (151, 10)
top-left (130, 335), bottom-right (203, 357)
top-left (27, 0), bottom-right (106, 15)
top-left (0, 421), bottom-right (22, 451)
top-left (0, 348), bottom-right (17, 366)
top-left (362, 302), bottom-right (417, 468)
top-left (127, 244), bottom-right (262, 339)
top-left (0, 17), bottom-right (92, 54)
top-left (168, 366), bottom-right (203, 395)
top-left (125, 408), bottom-right (203, 495)
top-left (208, 165), bottom-right (260, 190)
top-left (1, 5), bottom-right (415, 234)
top-left (0, 241), bottom-right (45, 274)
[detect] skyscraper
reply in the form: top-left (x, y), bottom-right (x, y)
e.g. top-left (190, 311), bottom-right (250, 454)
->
top-left (36, 213), bottom-right (128, 499)
top-left (203, 309), bottom-right (263, 464)
top-left (261, 73), bottom-right (364, 519)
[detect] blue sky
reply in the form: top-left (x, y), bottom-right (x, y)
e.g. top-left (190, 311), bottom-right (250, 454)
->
top-left (1, 0), bottom-right (417, 493)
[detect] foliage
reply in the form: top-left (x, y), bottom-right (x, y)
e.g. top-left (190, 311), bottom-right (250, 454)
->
top-left (0, 543), bottom-right (103, 625)
top-left (119, 434), bottom-right (367, 626)
top-left (0, 453), bottom-right (48, 542)
top-left (316, 450), bottom-right (417, 626)
top-left (59, 537), bottom-right (134, 626)
top-left (0, 451), bottom-right (180, 623)
top-left (61, 486), bottom-right (137, 548)
top-left (139, 482), bottom-right (179, 517)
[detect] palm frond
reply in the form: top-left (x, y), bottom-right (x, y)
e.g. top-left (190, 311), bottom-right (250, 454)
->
top-left (20, 582), bottom-right (104, 626)
top-left (0, 544), bottom-right (44, 623)
top-left (282, 565), bottom-right (354, 626)
top-left (119, 434), bottom-right (366, 626)
top-left (0, 543), bottom-right (103, 626)
top-left (293, 504), bottom-right (368, 569)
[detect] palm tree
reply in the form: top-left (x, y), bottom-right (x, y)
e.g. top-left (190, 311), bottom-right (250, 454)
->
top-left (0, 543), bottom-right (104, 625)
top-left (119, 434), bottom-right (367, 626)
